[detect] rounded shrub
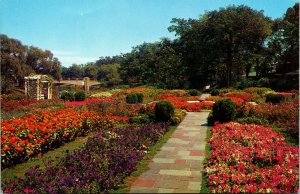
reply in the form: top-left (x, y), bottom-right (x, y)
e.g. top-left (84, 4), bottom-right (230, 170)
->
top-left (212, 99), bottom-right (237, 123)
top-left (211, 89), bottom-right (220, 96)
top-left (136, 93), bottom-right (144, 103)
top-left (155, 101), bottom-right (175, 122)
top-left (126, 93), bottom-right (138, 104)
top-left (74, 91), bottom-right (86, 101)
top-left (60, 91), bottom-right (74, 102)
top-left (189, 89), bottom-right (200, 96)
top-left (266, 93), bottom-right (284, 104)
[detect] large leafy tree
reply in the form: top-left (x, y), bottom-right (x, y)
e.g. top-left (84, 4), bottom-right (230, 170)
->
top-left (169, 5), bottom-right (271, 87)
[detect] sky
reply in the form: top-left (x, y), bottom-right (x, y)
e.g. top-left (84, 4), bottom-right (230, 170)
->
top-left (0, 0), bottom-right (298, 67)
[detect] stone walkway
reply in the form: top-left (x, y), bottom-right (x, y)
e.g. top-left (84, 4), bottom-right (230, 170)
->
top-left (129, 112), bottom-right (210, 193)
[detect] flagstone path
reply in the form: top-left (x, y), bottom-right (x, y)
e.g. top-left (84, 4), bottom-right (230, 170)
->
top-left (129, 111), bottom-right (210, 193)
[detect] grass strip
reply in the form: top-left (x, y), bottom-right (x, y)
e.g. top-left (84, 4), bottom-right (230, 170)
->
top-left (200, 126), bottom-right (212, 193)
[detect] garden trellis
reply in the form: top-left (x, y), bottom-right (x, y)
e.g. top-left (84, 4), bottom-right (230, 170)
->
top-left (24, 74), bottom-right (53, 100)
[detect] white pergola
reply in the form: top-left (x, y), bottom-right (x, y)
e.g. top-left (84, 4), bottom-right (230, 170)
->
top-left (24, 75), bottom-right (53, 100)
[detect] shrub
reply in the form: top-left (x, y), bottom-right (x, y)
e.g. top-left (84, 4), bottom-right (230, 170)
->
top-left (207, 112), bottom-right (214, 126)
top-left (74, 91), bottom-right (86, 101)
top-left (189, 89), bottom-right (200, 96)
top-left (60, 91), bottom-right (74, 101)
top-left (212, 99), bottom-right (237, 123)
top-left (129, 114), bottom-right (151, 124)
top-left (266, 93), bottom-right (284, 104)
top-left (236, 116), bottom-right (266, 125)
top-left (126, 93), bottom-right (138, 104)
top-left (171, 109), bottom-right (186, 125)
top-left (155, 101), bottom-right (175, 122)
top-left (210, 89), bottom-right (219, 96)
top-left (136, 93), bottom-right (144, 103)
top-left (257, 77), bottom-right (270, 87)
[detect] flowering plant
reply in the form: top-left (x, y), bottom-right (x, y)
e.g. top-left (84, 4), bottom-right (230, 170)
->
top-left (205, 122), bottom-right (299, 193)
top-left (1, 109), bottom-right (115, 168)
top-left (2, 123), bottom-right (169, 193)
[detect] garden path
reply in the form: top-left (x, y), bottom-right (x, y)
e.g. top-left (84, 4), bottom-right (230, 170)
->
top-left (129, 111), bottom-right (210, 193)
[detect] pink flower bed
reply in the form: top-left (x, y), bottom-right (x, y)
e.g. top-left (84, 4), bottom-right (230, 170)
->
top-left (205, 122), bottom-right (299, 193)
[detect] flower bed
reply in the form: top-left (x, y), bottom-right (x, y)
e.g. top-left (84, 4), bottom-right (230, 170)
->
top-left (254, 102), bottom-right (299, 137)
top-left (1, 109), bottom-right (115, 168)
top-left (156, 94), bottom-right (213, 111)
top-left (224, 92), bottom-right (255, 101)
top-left (2, 123), bottom-right (169, 193)
top-left (205, 122), bottom-right (299, 193)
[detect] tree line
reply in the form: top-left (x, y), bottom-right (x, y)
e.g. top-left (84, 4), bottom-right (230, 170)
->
top-left (65, 3), bottom-right (298, 89)
top-left (0, 34), bottom-right (62, 93)
top-left (1, 3), bottom-right (298, 91)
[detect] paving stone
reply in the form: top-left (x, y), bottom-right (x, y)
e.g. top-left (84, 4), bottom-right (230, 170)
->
top-left (168, 138), bottom-right (190, 144)
top-left (129, 187), bottom-right (158, 193)
top-left (173, 189), bottom-right (198, 193)
top-left (158, 188), bottom-right (175, 193)
top-left (188, 181), bottom-right (201, 190)
top-left (190, 150), bottom-right (205, 156)
top-left (159, 169), bottom-right (192, 176)
top-left (154, 180), bottom-right (189, 189)
top-left (160, 146), bottom-right (176, 151)
top-left (153, 158), bottom-right (175, 164)
top-left (132, 178), bottom-right (156, 187)
top-left (177, 151), bottom-right (190, 156)
top-left (181, 155), bottom-right (205, 161)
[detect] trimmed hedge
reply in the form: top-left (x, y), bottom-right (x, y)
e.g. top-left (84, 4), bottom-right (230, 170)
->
top-left (126, 93), bottom-right (144, 104)
top-left (189, 89), bottom-right (200, 96)
top-left (155, 101), bottom-right (175, 122)
top-left (74, 91), bottom-right (86, 101)
top-left (266, 93), bottom-right (284, 104)
top-left (60, 91), bottom-right (74, 101)
top-left (211, 99), bottom-right (237, 124)
top-left (126, 93), bottom-right (138, 104)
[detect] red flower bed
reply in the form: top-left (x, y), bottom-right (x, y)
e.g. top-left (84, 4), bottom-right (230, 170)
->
top-left (276, 92), bottom-right (294, 101)
top-left (225, 92), bottom-right (255, 101)
top-left (254, 102), bottom-right (299, 137)
top-left (156, 94), bottom-right (213, 111)
top-left (66, 97), bottom-right (114, 107)
top-left (205, 122), bottom-right (299, 193)
top-left (1, 99), bottom-right (38, 111)
top-left (1, 109), bottom-right (116, 168)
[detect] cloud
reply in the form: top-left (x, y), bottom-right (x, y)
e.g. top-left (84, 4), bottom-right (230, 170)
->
top-left (53, 50), bottom-right (98, 67)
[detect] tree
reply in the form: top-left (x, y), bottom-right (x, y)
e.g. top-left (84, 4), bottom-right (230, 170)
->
top-left (97, 64), bottom-right (122, 87)
top-left (0, 34), bottom-right (33, 92)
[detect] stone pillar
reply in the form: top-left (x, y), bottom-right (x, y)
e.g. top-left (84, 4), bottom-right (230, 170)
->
top-left (36, 78), bottom-right (40, 100)
top-left (48, 82), bottom-right (52, 99)
top-left (83, 77), bottom-right (90, 93)
top-left (25, 78), bottom-right (28, 97)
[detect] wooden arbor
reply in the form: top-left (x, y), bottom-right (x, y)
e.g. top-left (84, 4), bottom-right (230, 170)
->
top-left (24, 75), bottom-right (53, 100)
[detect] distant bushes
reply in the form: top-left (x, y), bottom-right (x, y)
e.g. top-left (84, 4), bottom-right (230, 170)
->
top-left (126, 93), bottom-right (144, 104)
top-left (210, 89), bottom-right (219, 96)
top-left (266, 93), bottom-right (284, 104)
top-left (60, 91), bottom-right (75, 102)
top-left (74, 91), bottom-right (86, 101)
top-left (60, 91), bottom-right (86, 101)
top-left (189, 89), bottom-right (200, 96)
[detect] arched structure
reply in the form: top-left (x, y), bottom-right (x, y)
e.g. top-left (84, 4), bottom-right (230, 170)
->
top-left (24, 75), bottom-right (53, 100)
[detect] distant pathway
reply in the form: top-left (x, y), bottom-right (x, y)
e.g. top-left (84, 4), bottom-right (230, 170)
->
top-left (129, 111), bottom-right (210, 193)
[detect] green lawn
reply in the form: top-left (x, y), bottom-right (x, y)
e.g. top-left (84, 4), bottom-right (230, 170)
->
top-left (200, 126), bottom-right (212, 193)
